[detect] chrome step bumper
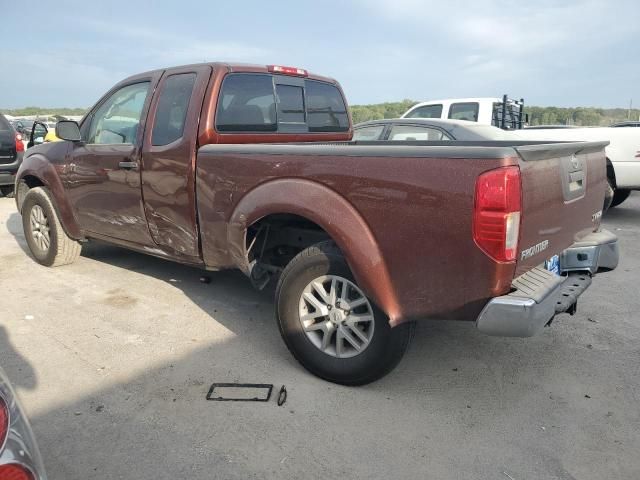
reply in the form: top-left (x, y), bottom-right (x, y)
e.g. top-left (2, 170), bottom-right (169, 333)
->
top-left (476, 229), bottom-right (618, 337)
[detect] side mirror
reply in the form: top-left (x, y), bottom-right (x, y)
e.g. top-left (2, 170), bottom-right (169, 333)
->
top-left (55, 120), bottom-right (82, 142)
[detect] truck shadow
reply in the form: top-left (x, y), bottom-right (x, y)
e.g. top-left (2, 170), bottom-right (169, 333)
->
top-left (6, 210), bottom-right (571, 394)
top-left (0, 325), bottom-right (38, 391)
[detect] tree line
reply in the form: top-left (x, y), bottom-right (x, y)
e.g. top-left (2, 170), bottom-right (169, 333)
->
top-left (349, 100), bottom-right (640, 126)
top-left (4, 103), bottom-right (639, 127)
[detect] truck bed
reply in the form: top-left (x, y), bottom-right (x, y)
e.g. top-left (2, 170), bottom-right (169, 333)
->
top-left (196, 139), bottom-right (607, 324)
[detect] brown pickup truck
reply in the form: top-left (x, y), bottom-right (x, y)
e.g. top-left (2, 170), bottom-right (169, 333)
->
top-left (15, 62), bottom-right (619, 385)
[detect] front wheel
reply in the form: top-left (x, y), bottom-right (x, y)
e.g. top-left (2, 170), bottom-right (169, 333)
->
top-left (22, 187), bottom-right (82, 267)
top-left (275, 241), bottom-right (415, 385)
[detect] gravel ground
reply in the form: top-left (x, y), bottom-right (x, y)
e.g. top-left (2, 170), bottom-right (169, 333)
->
top-left (1, 192), bottom-right (639, 480)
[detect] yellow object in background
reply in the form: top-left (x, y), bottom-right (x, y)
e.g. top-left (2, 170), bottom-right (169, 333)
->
top-left (44, 129), bottom-right (60, 142)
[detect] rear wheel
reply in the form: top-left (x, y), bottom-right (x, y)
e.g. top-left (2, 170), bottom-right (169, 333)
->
top-left (0, 186), bottom-right (13, 197)
top-left (22, 187), bottom-right (81, 266)
top-left (275, 241), bottom-right (415, 385)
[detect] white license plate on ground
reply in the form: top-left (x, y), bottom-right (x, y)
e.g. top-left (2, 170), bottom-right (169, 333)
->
top-left (545, 254), bottom-right (560, 275)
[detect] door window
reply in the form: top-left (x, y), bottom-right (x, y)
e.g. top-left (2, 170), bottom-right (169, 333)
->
top-left (151, 73), bottom-right (196, 146)
top-left (87, 82), bottom-right (150, 144)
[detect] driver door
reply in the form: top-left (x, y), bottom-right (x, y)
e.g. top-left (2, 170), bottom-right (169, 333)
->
top-left (62, 78), bottom-right (159, 244)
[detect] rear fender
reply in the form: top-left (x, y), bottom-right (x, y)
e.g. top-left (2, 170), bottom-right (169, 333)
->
top-left (227, 178), bottom-right (402, 323)
top-left (17, 154), bottom-right (82, 240)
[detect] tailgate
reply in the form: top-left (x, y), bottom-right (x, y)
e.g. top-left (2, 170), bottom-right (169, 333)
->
top-left (0, 131), bottom-right (17, 166)
top-left (514, 141), bottom-right (608, 276)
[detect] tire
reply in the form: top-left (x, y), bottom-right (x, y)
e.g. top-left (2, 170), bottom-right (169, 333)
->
top-left (275, 241), bottom-right (415, 385)
top-left (0, 185), bottom-right (13, 197)
top-left (603, 177), bottom-right (614, 212)
top-left (21, 187), bottom-right (81, 267)
top-left (610, 188), bottom-right (631, 208)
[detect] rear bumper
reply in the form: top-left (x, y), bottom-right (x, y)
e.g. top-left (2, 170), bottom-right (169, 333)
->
top-left (0, 171), bottom-right (17, 187)
top-left (476, 229), bottom-right (618, 337)
top-left (0, 152), bottom-right (22, 186)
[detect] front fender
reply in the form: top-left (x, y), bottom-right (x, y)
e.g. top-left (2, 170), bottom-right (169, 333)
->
top-left (17, 152), bottom-right (82, 240)
top-left (227, 178), bottom-right (402, 323)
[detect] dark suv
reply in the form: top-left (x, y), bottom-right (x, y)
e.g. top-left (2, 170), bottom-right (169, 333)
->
top-left (0, 114), bottom-right (25, 197)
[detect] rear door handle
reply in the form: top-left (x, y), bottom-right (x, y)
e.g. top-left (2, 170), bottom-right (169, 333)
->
top-left (118, 161), bottom-right (138, 170)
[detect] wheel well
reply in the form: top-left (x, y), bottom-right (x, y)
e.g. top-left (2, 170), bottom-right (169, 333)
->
top-left (245, 214), bottom-right (333, 288)
top-left (16, 175), bottom-right (46, 212)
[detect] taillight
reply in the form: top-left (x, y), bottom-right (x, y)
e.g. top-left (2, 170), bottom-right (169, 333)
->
top-left (0, 395), bottom-right (8, 449)
top-left (0, 464), bottom-right (35, 480)
top-left (267, 65), bottom-right (308, 77)
top-left (15, 133), bottom-right (24, 152)
top-left (473, 166), bottom-right (522, 262)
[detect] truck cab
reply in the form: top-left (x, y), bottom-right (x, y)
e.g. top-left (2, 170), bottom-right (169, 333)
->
top-left (402, 95), bottom-right (525, 130)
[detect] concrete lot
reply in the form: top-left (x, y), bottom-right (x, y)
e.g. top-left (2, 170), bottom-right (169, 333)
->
top-left (1, 193), bottom-right (639, 480)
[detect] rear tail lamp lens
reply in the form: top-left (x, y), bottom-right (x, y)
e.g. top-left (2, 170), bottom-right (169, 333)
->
top-left (0, 395), bottom-right (8, 448)
top-left (473, 166), bottom-right (522, 262)
top-left (0, 464), bottom-right (36, 480)
top-left (15, 133), bottom-right (24, 152)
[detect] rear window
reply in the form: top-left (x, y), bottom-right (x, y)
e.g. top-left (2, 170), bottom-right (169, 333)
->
top-left (215, 74), bottom-right (348, 133)
top-left (492, 102), bottom-right (520, 129)
top-left (448, 102), bottom-right (479, 122)
top-left (305, 80), bottom-right (349, 132)
top-left (216, 74), bottom-right (277, 132)
top-left (0, 115), bottom-right (11, 131)
top-left (405, 104), bottom-right (443, 119)
top-left (388, 125), bottom-right (450, 141)
top-left (276, 84), bottom-right (305, 124)
top-left (353, 125), bottom-right (385, 141)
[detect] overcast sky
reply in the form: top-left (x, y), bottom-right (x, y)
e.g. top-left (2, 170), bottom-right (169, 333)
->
top-left (1, 0), bottom-right (638, 109)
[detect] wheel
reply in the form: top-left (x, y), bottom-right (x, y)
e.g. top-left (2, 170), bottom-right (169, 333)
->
top-left (22, 187), bottom-right (81, 267)
top-left (0, 185), bottom-right (13, 197)
top-left (275, 241), bottom-right (415, 385)
top-left (610, 188), bottom-right (631, 208)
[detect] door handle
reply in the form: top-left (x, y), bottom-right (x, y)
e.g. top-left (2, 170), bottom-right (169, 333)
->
top-left (118, 161), bottom-right (138, 170)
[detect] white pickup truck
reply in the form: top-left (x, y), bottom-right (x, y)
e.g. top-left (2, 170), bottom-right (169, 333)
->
top-left (403, 97), bottom-right (640, 208)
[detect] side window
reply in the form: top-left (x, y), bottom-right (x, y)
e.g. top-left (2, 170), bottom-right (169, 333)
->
top-left (87, 82), bottom-right (150, 144)
top-left (405, 104), bottom-right (443, 119)
top-left (276, 85), bottom-right (305, 124)
top-left (151, 73), bottom-right (196, 146)
top-left (304, 80), bottom-right (349, 132)
top-left (216, 74), bottom-right (276, 132)
top-left (353, 125), bottom-right (385, 141)
top-left (448, 102), bottom-right (479, 122)
top-left (387, 125), bottom-right (450, 141)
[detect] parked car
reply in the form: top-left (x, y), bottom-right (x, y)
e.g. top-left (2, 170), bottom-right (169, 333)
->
top-left (15, 62), bottom-right (618, 385)
top-left (0, 366), bottom-right (47, 479)
top-left (610, 121), bottom-right (640, 127)
top-left (0, 113), bottom-right (25, 197)
top-left (353, 118), bottom-right (517, 141)
top-left (403, 98), bottom-right (640, 209)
